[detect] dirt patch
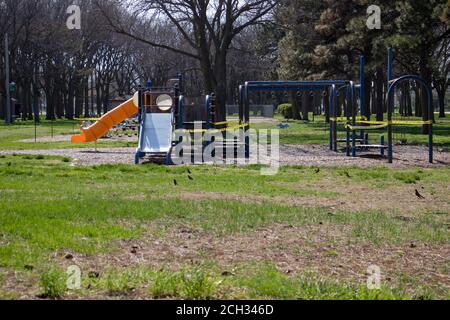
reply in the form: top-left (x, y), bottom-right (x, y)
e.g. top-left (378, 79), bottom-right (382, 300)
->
top-left (135, 180), bottom-right (450, 215)
top-left (279, 181), bottom-right (450, 215)
top-left (68, 223), bottom-right (449, 296)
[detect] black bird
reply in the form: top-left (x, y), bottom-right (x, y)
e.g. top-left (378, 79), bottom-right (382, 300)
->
top-left (187, 169), bottom-right (192, 174)
top-left (173, 179), bottom-right (178, 186)
top-left (188, 175), bottom-right (194, 181)
top-left (415, 189), bottom-right (425, 199)
top-left (315, 168), bottom-right (320, 174)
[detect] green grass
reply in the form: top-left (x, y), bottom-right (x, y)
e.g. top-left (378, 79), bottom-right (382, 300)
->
top-left (259, 114), bottom-right (450, 148)
top-left (1, 116), bottom-right (448, 150)
top-left (0, 120), bottom-right (134, 150)
top-left (57, 264), bottom-right (438, 300)
top-left (39, 268), bottom-right (67, 299)
top-left (236, 266), bottom-right (416, 300)
top-left (87, 267), bottom-right (217, 299)
top-left (0, 155), bottom-right (448, 271)
top-left (0, 118), bottom-right (449, 300)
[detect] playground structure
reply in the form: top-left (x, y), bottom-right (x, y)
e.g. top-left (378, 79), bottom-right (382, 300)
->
top-left (241, 48), bottom-right (434, 164)
top-left (71, 48), bottom-right (434, 165)
top-left (329, 48), bottom-right (433, 164)
top-left (72, 76), bottom-right (249, 164)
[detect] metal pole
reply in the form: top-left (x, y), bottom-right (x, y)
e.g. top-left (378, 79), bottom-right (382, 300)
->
top-left (329, 86), bottom-right (334, 151)
top-left (428, 87), bottom-right (433, 164)
top-left (4, 34), bottom-right (11, 124)
top-left (351, 83), bottom-right (357, 157)
top-left (244, 84), bottom-right (250, 158)
top-left (239, 85), bottom-right (244, 125)
top-left (205, 95), bottom-right (211, 129)
top-left (360, 56), bottom-right (365, 142)
top-left (388, 48), bottom-right (393, 83)
top-left (387, 48), bottom-right (393, 163)
top-left (334, 89), bottom-right (338, 152)
top-left (346, 86), bottom-right (351, 157)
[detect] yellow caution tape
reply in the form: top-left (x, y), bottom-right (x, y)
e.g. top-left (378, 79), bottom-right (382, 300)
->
top-left (345, 124), bottom-right (389, 130)
top-left (355, 120), bottom-right (433, 126)
top-left (345, 120), bottom-right (433, 130)
top-left (180, 123), bottom-right (249, 134)
top-left (212, 121), bottom-right (230, 126)
top-left (330, 116), bottom-right (368, 122)
top-left (391, 120), bottom-right (433, 126)
top-left (212, 120), bottom-right (241, 126)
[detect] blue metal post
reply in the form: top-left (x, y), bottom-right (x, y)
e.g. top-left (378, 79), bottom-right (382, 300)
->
top-left (178, 96), bottom-right (184, 129)
top-left (239, 85), bottom-right (244, 125)
top-left (244, 84), bottom-right (250, 158)
top-left (329, 85), bottom-right (335, 151)
top-left (387, 48), bottom-right (394, 163)
top-left (360, 56), bottom-right (365, 142)
top-left (135, 88), bottom-right (143, 165)
top-left (388, 48), bottom-right (393, 83)
top-left (205, 95), bottom-right (211, 129)
top-left (428, 88), bottom-right (433, 163)
top-left (351, 82), bottom-right (357, 158)
top-left (177, 73), bottom-right (183, 94)
top-left (346, 85), bottom-right (351, 157)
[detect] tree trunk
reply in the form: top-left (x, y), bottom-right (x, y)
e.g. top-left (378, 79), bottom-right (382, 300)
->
top-left (302, 92), bottom-right (310, 121)
top-left (55, 81), bottom-right (64, 118)
top-left (323, 90), bottom-right (330, 123)
top-left (290, 92), bottom-right (301, 120)
top-left (363, 74), bottom-right (372, 120)
top-left (96, 80), bottom-right (102, 115)
top-left (74, 77), bottom-right (83, 118)
top-left (84, 77), bottom-right (90, 117)
top-left (406, 82), bottom-right (412, 116)
top-left (66, 79), bottom-right (74, 120)
top-left (213, 52), bottom-right (227, 123)
top-left (414, 84), bottom-right (422, 117)
top-left (103, 83), bottom-right (110, 114)
top-left (45, 91), bottom-right (55, 120)
top-left (375, 68), bottom-right (384, 121)
top-left (419, 54), bottom-right (433, 134)
top-left (91, 73), bottom-right (95, 116)
top-left (400, 82), bottom-right (405, 116)
top-left (436, 86), bottom-right (446, 118)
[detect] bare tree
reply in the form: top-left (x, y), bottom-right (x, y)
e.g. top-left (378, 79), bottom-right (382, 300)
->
top-left (433, 38), bottom-right (450, 118)
top-left (98, 0), bottom-right (278, 121)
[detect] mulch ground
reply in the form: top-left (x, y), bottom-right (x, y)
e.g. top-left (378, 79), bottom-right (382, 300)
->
top-left (1, 144), bottom-right (448, 168)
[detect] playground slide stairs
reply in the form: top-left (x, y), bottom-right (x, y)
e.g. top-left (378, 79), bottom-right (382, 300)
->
top-left (71, 98), bottom-right (138, 143)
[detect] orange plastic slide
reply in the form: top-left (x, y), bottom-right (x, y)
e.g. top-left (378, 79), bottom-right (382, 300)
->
top-left (71, 98), bottom-right (138, 143)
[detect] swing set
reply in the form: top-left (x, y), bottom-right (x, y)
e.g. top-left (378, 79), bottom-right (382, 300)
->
top-left (329, 48), bottom-right (433, 164)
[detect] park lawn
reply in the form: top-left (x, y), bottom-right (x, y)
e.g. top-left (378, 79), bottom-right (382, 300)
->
top-left (1, 115), bottom-right (449, 150)
top-left (255, 115), bottom-right (450, 148)
top-left (0, 155), bottom-right (449, 299)
top-left (0, 120), bottom-right (134, 150)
